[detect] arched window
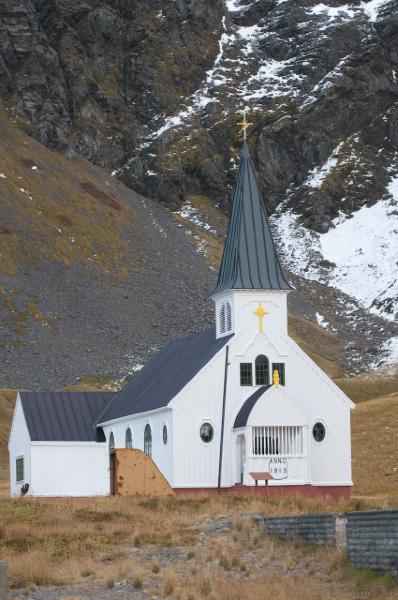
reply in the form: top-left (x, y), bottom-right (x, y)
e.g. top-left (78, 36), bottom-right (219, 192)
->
top-left (109, 432), bottom-right (115, 451)
top-left (219, 304), bottom-right (226, 335)
top-left (144, 424), bottom-right (152, 457)
top-left (125, 427), bottom-right (132, 448)
top-left (255, 355), bottom-right (270, 385)
top-left (225, 301), bottom-right (232, 332)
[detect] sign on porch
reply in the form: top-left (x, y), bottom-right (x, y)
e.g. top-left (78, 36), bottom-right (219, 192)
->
top-left (269, 457), bottom-right (288, 480)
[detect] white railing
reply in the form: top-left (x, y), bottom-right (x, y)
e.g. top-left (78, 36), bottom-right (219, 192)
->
top-left (252, 426), bottom-right (304, 457)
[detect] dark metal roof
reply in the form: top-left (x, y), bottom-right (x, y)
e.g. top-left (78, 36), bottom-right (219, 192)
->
top-left (98, 326), bottom-right (232, 424)
top-left (19, 391), bottom-right (114, 442)
top-left (213, 143), bottom-right (292, 295)
top-left (234, 385), bottom-right (272, 428)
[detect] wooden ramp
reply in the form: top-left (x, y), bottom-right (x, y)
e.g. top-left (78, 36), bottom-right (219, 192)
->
top-left (110, 449), bottom-right (174, 496)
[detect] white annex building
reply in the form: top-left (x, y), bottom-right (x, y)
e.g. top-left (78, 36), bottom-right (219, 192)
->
top-left (9, 141), bottom-right (355, 498)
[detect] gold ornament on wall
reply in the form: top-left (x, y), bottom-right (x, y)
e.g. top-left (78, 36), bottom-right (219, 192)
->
top-left (253, 301), bottom-right (269, 333)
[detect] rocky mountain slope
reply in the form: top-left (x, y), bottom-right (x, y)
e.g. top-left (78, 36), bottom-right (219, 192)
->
top-left (0, 0), bottom-right (398, 386)
top-left (0, 111), bottom-right (221, 388)
top-left (1, 0), bottom-right (397, 325)
top-left (0, 109), bottom-right (397, 388)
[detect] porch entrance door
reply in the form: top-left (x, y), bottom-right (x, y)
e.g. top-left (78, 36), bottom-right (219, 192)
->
top-left (239, 435), bottom-right (246, 484)
top-left (109, 451), bottom-right (117, 496)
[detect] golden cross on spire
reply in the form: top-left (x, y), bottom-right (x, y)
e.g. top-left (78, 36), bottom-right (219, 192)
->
top-left (237, 111), bottom-right (253, 141)
top-left (253, 301), bottom-right (269, 333)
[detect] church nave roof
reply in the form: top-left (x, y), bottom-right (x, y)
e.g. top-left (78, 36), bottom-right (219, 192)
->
top-left (97, 326), bottom-right (232, 424)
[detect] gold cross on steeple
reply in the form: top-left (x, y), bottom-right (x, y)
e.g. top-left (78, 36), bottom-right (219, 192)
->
top-left (237, 111), bottom-right (253, 141)
top-left (253, 301), bottom-right (269, 333)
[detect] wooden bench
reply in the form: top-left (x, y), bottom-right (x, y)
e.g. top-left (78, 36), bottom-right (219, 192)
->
top-left (249, 471), bottom-right (273, 489)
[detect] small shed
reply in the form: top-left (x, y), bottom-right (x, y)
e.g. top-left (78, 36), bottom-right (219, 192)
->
top-left (8, 391), bottom-right (114, 496)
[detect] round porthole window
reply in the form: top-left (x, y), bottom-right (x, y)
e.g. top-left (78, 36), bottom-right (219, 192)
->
top-left (312, 422), bottom-right (326, 442)
top-left (200, 422), bottom-right (214, 443)
top-left (163, 424), bottom-right (168, 445)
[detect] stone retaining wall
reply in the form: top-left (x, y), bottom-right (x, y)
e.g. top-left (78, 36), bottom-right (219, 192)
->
top-left (347, 510), bottom-right (398, 578)
top-left (0, 561), bottom-right (6, 600)
top-left (254, 513), bottom-right (339, 546)
top-left (255, 510), bottom-right (398, 578)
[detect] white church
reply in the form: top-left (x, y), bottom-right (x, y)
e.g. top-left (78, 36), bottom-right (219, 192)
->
top-left (8, 137), bottom-right (354, 498)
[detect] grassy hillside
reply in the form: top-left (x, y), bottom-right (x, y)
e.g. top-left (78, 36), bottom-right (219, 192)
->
top-left (288, 314), bottom-right (344, 379)
top-left (336, 369), bottom-right (398, 404)
top-left (351, 391), bottom-right (398, 501)
top-left (0, 109), bottom-right (221, 389)
top-left (0, 111), bottom-right (133, 282)
top-left (0, 390), bottom-right (15, 492)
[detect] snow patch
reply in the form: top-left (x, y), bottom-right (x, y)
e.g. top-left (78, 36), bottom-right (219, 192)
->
top-left (308, 0), bottom-right (390, 24)
top-left (309, 3), bottom-right (357, 19)
top-left (225, 0), bottom-right (259, 12)
top-left (383, 336), bottom-right (398, 364)
top-left (175, 202), bottom-right (216, 234)
top-left (20, 187), bottom-right (33, 201)
top-left (305, 143), bottom-right (343, 188)
top-left (319, 189), bottom-right (398, 318)
top-left (315, 312), bottom-right (329, 329)
top-left (360, 0), bottom-right (391, 21)
top-left (0, 172), bottom-right (6, 179)
top-left (272, 176), bottom-right (398, 322)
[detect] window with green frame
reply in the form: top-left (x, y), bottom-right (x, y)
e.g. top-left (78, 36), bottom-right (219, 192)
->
top-left (240, 363), bottom-right (253, 386)
top-left (255, 355), bottom-right (270, 385)
top-left (272, 363), bottom-right (285, 386)
top-left (144, 424), bottom-right (152, 457)
top-left (16, 457), bottom-right (24, 482)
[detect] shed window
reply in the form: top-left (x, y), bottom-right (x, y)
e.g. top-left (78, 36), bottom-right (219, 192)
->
top-left (255, 355), bottom-right (270, 385)
top-left (109, 432), bottom-right (115, 450)
top-left (144, 424), bottom-right (152, 456)
top-left (272, 363), bottom-right (285, 386)
top-left (163, 425), bottom-right (168, 445)
top-left (16, 457), bottom-right (24, 482)
top-left (125, 427), bottom-right (132, 448)
top-left (240, 363), bottom-right (252, 386)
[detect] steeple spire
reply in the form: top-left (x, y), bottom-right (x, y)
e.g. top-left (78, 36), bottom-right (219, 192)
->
top-left (212, 141), bottom-right (292, 295)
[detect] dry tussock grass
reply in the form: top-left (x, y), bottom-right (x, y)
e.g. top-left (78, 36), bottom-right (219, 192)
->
top-left (336, 370), bottom-right (398, 404)
top-left (0, 492), bottom-right (392, 590)
top-left (0, 388), bottom-right (397, 593)
top-left (351, 392), bottom-right (398, 500)
top-left (0, 111), bottom-right (134, 282)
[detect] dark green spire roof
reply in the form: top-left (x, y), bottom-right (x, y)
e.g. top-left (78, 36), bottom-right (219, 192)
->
top-left (213, 143), bottom-right (292, 295)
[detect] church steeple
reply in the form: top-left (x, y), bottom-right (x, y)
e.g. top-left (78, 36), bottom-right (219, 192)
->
top-left (212, 141), bottom-right (292, 296)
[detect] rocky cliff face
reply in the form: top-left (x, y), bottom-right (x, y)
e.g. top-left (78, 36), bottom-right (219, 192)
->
top-left (0, 0), bottom-right (224, 164)
top-left (1, 0), bottom-right (398, 380)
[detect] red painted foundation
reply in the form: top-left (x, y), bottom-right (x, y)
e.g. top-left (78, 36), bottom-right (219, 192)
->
top-left (173, 485), bottom-right (350, 499)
